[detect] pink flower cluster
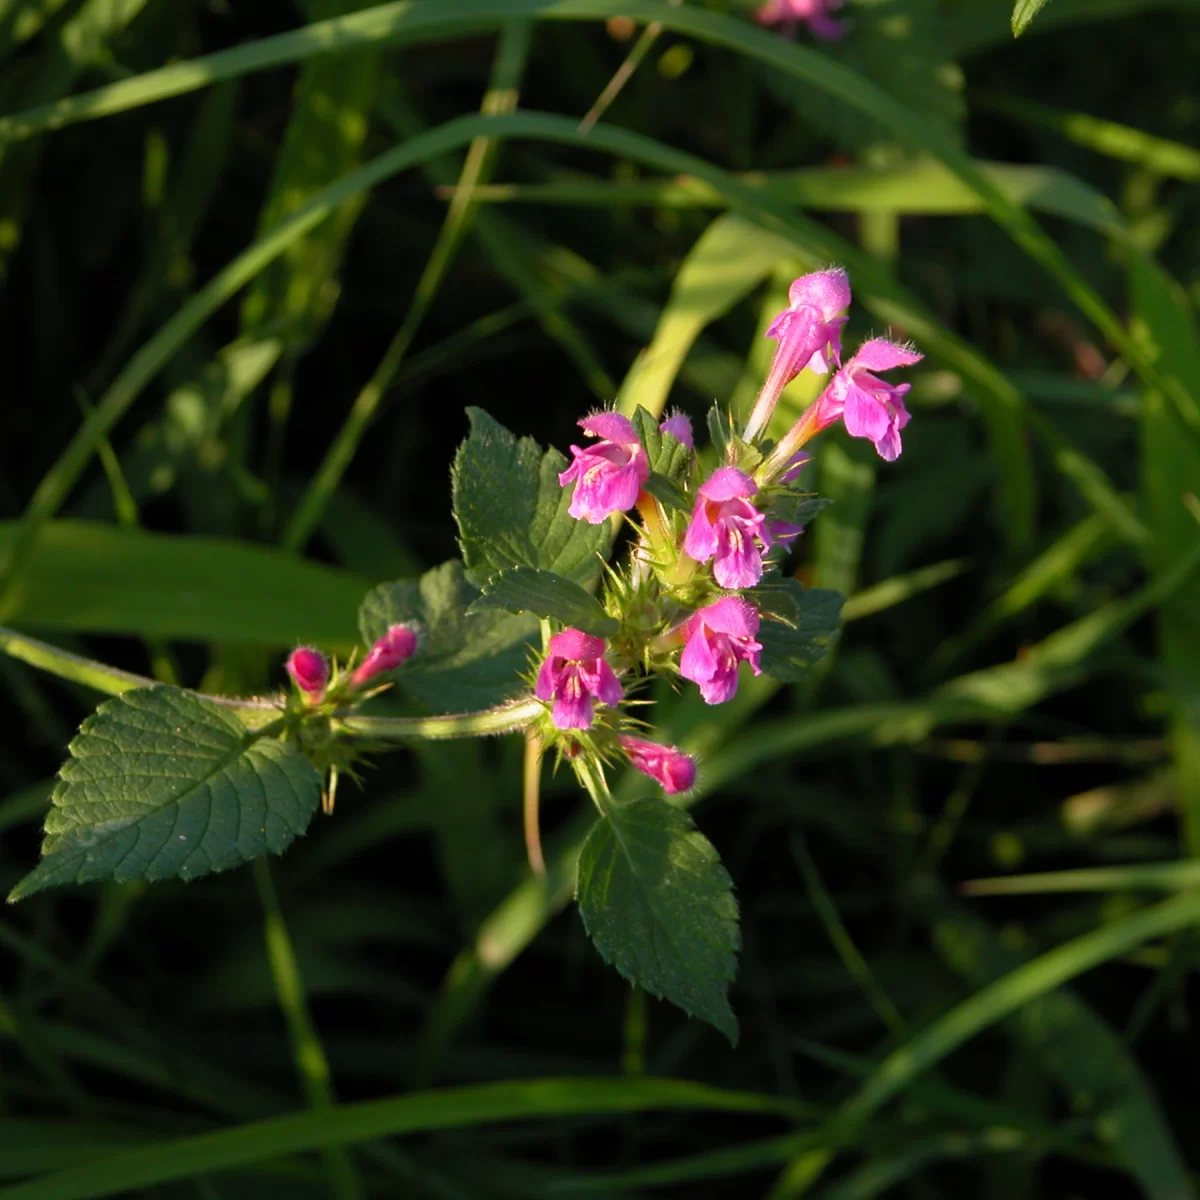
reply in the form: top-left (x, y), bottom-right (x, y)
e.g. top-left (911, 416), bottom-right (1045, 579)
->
top-left (545, 266), bottom-right (920, 792)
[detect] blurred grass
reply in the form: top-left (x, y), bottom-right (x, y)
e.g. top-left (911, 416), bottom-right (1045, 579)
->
top-left (1, 1), bottom-right (1199, 1198)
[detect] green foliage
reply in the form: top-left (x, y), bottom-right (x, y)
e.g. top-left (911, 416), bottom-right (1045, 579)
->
top-left (358, 561), bottom-right (536, 711)
top-left (469, 565), bottom-right (618, 636)
top-left (577, 796), bottom-right (740, 1044)
top-left (451, 406), bottom-right (608, 586)
top-left (1, 3), bottom-right (1199, 1198)
top-left (1011, 0), bottom-right (1055, 36)
top-left (10, 688), bottom-right (320, 901)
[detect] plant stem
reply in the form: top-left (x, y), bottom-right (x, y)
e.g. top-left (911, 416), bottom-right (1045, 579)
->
top-left (253, 861), bottom-right (363, 1200)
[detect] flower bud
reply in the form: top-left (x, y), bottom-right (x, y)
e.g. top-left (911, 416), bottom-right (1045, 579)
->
top-left (352, 624), bottom-right (419, 687)
top-left (286, 647), bottom-right (330, 702)
top-left (618, 735), bottom-right (697, 794)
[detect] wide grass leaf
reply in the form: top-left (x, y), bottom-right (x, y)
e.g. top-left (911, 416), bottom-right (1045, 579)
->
top-left (9, 687), bottom-right (320, 900)
top-left (577, 796), bottom-right (740, 1044)
top-left (451, 407), bottom-right (608, 587)
top-left (1133, 254), bottom-right (1200, 854)
top-left (930, 898), bottom-right (1192, 1200)
top-left (358, 560), bottom-right (535, 712)
top-left (0, 519), bottom-right (367, 649)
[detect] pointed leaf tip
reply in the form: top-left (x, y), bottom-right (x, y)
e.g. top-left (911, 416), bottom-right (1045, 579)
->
top-left (578, 796), bottom-right (740, 1044)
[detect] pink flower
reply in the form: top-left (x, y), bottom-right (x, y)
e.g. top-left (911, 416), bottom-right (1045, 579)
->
top-left (618, 735), bottom-right (697, 794)
top-left (755, 0), bottom-right (846, 42)
top-left (558, 412), bottom-right (649, 523)
top-left (535, 628), bottom-right (623, 730)
top-left (815, 337), bottom-right (922, 462)
top-left (680, 597), bottom-right (764, 705)
top-left (683, 467), bottom-right (771, 589)
top-left (659, 411), bottom-right (694, 449)
top-left (745, 268), bottom-right (852, 442)
top-left (286, 647), bottom-right (329, 701)
top-left (352, 624), bottom-right (419, 687)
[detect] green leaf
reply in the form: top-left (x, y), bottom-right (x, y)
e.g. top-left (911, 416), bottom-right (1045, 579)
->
top-left (1011, 0), bottom-right (1054, 37)
top-left (641, 472), bottom-right (691, 514)
top-left (450, 407), bottom-right (608, 587)
top-left (0, 519), bottom-right (367, 650)
top-left (468, 566), bottom-right (617, 636)
top-left (358, 560), bottom-right (535, 713)
top-left (752, 582), bottom-right (844, 682)
top-left (629, 404), bottom-right (691, 483)
top-left (577, 796), bottom-right (740, 1044)
top-left (9, 687), bottom-right (320, 901)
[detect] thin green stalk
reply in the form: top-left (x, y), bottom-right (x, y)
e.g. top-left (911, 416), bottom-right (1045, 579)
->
top-left (791, 835), bottom-right (906, 1039)
top-left (336, 698), bottom-right (542, 740)
top-left (280, 20), bottom-right (533, 551)
top-left (252, 861), bottom-right (362, 1200)
top-left (0, 623), bottom-right (542, 739)
top-left (578, 9), bottom-right (669, 134)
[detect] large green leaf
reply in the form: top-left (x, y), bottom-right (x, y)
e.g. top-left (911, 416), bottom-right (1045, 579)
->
top-left (577, 796), bottom-right (740, 1044)
top-left (10, 687), bottom-right (320, 901)
top-left (358, 560), bottom-right (535, 712)
top-left (450, 407), bottom-right (608, 586)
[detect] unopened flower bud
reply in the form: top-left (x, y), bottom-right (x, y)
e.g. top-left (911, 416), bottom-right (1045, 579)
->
top-left (618, 735), bottom-right (697, 794)
top-left (286, 647), bottom-right (330, 702)
top-left (660, 411), bottom-right (694, 450)
top-left (352, 624), bottom-right (419, 687)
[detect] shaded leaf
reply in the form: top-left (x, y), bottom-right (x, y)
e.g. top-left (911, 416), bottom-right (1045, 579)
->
top-left (358, 560), bottom-right (535, 713)
top-left (577, 796), bottom-right (740, 1044)
top-left (752, 581), bottom-right (844, 682)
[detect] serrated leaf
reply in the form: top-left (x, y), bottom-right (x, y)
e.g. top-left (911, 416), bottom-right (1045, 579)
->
top-left (358, 560), bottom-right (536, 713)
top-left (577, 796), bottom-right (740, 1043)
top-left (10, 687), bottom-right (320, 901)
top-left (1011, 0), bottom-right (1053, 36)
top-left (451, 407), bottom-right (608, 587)
top-left (630, 405), bottom-right (692, 483)
top-left (752, 581), bottom-right (844, 682)
top-left (468, 566), bottom-right (618, 636)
